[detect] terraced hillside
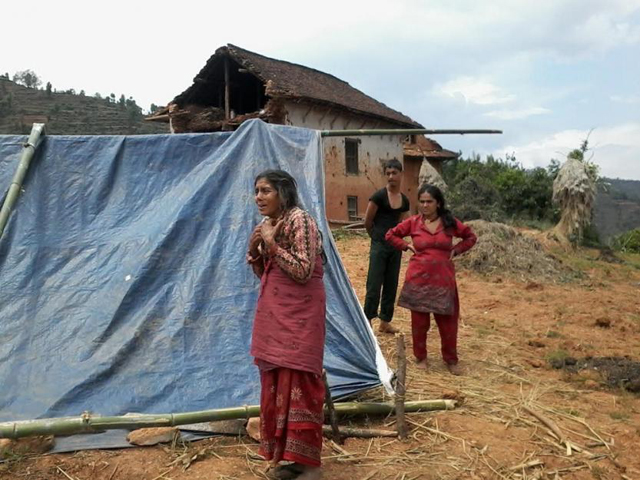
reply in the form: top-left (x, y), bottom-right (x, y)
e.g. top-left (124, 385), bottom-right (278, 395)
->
top-left (594, 179), bottom-right (640, 241)
top-left (0, 78), bottom-right (169, 135)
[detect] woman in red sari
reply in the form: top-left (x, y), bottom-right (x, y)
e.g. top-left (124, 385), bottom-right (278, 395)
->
top-left (247, 170), bottom-right (326, 480)
top-left (385, 184), bottom-right (476, 376)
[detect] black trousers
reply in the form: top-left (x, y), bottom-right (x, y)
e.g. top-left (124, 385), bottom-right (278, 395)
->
top-left (364, 240), bottom-right (402, 322)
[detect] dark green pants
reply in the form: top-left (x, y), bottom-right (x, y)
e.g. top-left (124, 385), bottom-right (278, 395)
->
top-left (364, 240), bottom-right (402, 322)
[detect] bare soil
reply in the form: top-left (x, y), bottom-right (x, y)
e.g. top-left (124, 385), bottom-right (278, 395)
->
top-left (2, 233), bottom-right (639, 480)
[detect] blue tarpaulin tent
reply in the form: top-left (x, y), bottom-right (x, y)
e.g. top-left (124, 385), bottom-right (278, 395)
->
top-left (0, 120), bottom-right (391, 444)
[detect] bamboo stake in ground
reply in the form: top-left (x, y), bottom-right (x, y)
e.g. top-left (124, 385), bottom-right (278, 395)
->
top-left (395, 332), bottom-right (408, 440)
top-left (322, 370), bottom-right (342, 444)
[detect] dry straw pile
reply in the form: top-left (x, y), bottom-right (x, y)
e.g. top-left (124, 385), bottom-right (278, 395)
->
top-left (455, 220), bottom-right (576, 283)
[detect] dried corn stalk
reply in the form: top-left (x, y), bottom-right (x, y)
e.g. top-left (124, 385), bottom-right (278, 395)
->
top-left (419, 160), bottom-right (447, 192)
top-left (552, 155), bottom-right (596, 244)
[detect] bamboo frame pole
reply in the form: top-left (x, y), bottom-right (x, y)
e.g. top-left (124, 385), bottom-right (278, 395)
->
top-left (224, 57), bottom-right (230, 120)
top-left (320, 128), bottom-right (502, 137)
top-left (0, 400), bottom-right (455, 439)
top-left (0, 123), bottom-right (45, 239)
top-left (322, 425), bottom-right (396, 438)
top-left (395, 333), bottom-right (408, 439)
top-left (322, 370), bottom-right (342, 444)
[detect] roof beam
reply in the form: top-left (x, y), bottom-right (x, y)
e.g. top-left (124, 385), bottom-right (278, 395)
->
top-left (321, 128), bottom-right (502, 137)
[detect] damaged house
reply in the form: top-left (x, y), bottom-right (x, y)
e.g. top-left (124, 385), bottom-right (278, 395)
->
top-left (147, 44), bottom-right (457, 223)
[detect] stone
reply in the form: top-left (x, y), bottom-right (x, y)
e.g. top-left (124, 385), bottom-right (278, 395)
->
top-left (246, 417), bottom-right (261, 442)
top-left (527, 359), bottom-right (545, 368)
top-left (126, 427), bottom-right (179, 446)
top-left (626, 379), bottom-right (640, 393)
top-left (0, 436), bottom-right (54, 458)
top-left (441, 389), bottom-right (465, 403)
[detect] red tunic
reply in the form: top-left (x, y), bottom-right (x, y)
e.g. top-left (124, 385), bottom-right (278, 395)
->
top-left (249, 207), bottom-right (326, 375)
top-left (385, 215), bottom-right (476, 315)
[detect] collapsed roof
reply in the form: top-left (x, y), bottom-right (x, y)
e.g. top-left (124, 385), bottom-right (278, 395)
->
top-left (148, 44), bottom-right (422, 130)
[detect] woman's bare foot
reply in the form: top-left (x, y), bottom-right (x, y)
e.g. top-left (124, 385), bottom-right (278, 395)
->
top-left (415, 358), bottom-right (428, 370)
top-left (446, 363), bottom-right (463, 376)
top-left (378, 320), bottom-right (399, 334)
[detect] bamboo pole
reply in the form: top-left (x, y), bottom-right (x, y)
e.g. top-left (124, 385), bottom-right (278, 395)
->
top-left (320, 128), bottom-right (502, 137)
top-left (0, 400), bottom-right (455, 439)
top-left (322, 370), bottom-right (342, 444)
top-left (395, 333), bottom-right (408, 439)
top-left (0, 123), bottom-right (45, 239)
top-left (322, 425), bottom-right (396, 438)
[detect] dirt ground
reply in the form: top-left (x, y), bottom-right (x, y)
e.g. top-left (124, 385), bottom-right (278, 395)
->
top-left (1, 233), bottom-right (639, 480)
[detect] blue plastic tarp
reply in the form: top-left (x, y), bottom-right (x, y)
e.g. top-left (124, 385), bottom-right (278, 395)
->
top-left (0, 120), bottom-right (391, 436)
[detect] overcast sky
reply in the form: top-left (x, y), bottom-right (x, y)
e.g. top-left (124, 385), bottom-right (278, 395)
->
top-left (3, 0), bottom-right (639, 179)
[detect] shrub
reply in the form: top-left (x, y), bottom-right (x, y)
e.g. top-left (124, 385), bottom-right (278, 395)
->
top-left (612, 228), bottom-right (640, 253)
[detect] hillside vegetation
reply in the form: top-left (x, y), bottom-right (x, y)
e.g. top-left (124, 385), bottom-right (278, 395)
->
top-left (0, 77), bottom-right (168, 135)
top-left (442, 154), bottom-right (640, 243)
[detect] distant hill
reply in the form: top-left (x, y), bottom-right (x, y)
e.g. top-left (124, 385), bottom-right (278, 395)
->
top-left (0, 78), bottom-right (169, 135)
top-left (593, 178), bottom-right (640, 241)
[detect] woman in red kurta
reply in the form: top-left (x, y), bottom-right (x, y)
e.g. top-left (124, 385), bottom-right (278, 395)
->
top-left (247, 170), bottom-right (326, 480)
top-left (385, 184), bottom-right (476, 375)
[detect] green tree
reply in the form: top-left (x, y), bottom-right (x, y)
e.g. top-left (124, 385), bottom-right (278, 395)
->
top-left (443, 152), bottom-right (557, 224)
top-left (45, 81), bottom-right (52, 95)
top-left (12, 70), bottom-right (42, 89)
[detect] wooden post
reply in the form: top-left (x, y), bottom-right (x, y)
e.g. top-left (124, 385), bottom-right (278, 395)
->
top-left (322, 370), bottom-right (342, 444)
top-left (224, 56), bottom-right (230, 120)
top-left (395, 333), bottom-right (408, 440)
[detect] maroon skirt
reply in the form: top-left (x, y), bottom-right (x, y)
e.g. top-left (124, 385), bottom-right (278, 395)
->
top-left (258, 367), bottom-right (325, 466)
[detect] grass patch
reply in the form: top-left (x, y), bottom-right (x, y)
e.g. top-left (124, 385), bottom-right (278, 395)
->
top-left (560, 407), bottom-right (582, 417)
top-left (546, 330), bottom-right (562, 338)
top-left (619, 252), bottom-right (640, 269)
top-left (627, 313), bottom-right (640, 326)
top-left (609, 411), bottom-right (630, 421)
top-left (475, 326), bottom-right (492, 337)
top-left (331, 228), bottom-right (367, 242)
top-left (545, 349), bottom-right (570, 364)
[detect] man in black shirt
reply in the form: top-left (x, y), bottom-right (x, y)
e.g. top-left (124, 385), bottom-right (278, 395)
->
top-left (363, 158), bottom-right (410, 333)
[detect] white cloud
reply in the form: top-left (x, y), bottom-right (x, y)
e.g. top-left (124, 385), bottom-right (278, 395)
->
top-left (484, 107), bottom-right (551, 120)
top-left (611, 95), bottom-right (640, 104)
top-left (433, 76), bottom-right (516, 106)
top-left (494, 123), bottom-right (640, 180)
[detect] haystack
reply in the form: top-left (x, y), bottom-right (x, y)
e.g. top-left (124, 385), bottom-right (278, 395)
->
top-left (418, 160), bottom-right (447, 192)
top-left (456, 220), bottom-right (576, 282)
top-left (552, 156), bottom-right (596, 244)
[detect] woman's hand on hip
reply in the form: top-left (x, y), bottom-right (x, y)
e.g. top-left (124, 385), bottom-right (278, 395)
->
top-left (406, 244), bottom-right (417, 255)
